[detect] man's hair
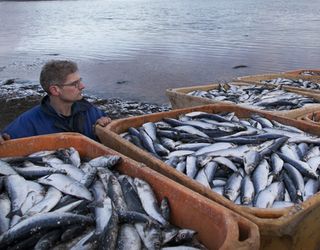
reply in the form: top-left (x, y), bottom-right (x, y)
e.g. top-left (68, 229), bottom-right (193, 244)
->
top-left (40, 60), bottom-right (78, 93)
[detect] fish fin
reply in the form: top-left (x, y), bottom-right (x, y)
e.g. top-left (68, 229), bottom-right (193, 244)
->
top-left (7, 208), bottom-right (23, 218)
top-left (87, 198), bottom-right (101, 208)
top-left (82, 231), bottom-right (99, 246)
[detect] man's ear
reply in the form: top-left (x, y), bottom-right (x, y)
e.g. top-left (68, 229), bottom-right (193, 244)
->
top-left (48, 85), bottom-right (60, 96)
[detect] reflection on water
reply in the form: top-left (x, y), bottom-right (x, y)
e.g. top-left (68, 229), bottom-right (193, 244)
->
top-left (0, 0), bottom-right (320, 103)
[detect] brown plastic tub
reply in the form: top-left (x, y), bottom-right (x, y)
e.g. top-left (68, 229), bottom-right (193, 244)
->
top-left (166, 81), bottom-right (320, 118)
top-left (0, 132), bottom-right (259, 250)
top-left (297, 110), bottom-right (320, 125)
top-left (234, 72), bottom-right (320, 96)
top-left (284, 69), bottom-right (320, 78)
top-left (96, 105), bottom-right (320, 250)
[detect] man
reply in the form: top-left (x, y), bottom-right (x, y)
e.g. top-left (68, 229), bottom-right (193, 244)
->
top-left (0, 60), bottom-right (111, 143)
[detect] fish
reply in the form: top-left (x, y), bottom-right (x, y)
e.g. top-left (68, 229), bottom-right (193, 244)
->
top-left (224, 171), bottom-right (243, 202)
top-left (119, 175), bottom-right (146, 214)
top-left (186, 155), bottom-right (198, 179)
top-left (283, 163), bottom-right (305, 199)
top-left (69, 230), bottom-right (97, 250)
top-left (88, 155), bottom-right (122, 169)
top-left (13, 165), bottom-right (66, 179)
top-left (134, 178), bottom-right (167, 225)
top-left (142, 122), bottom-right (158, 142)
top-left (241, 175), bottom-right (255, 205)
top-left (243, 150), bottom-right (261, 175)
top-left (252, 159), bottom-right (270, 194)
top-left (255, 182), bottom-right (284, 208)
top-left (100, 204), bottom-right (119, 250)
top-left (270, 153), bottom-right (284, 176)
top-left (5, 174), bottom-right (30, 217)
top-left (116, 224), bottom-right (141, 250)
top-left (0, 160), bottom-right (17, 175)
top-left (108, 174), bottom-right (128, 212)
top-left (24, 187), bottom-right (62, 217)
top-left (91, 181), bottom-right (112, 235)
top-left (277, 153), bottom-right (318, 179)
top-left (33, 229), bottom-right (62, 250)
top-left (0, 193), bottom-right (11, 234)
top-left (0, 212), bottom-right (94, 248)
top-left (37, 174), bottom-right (93, 201)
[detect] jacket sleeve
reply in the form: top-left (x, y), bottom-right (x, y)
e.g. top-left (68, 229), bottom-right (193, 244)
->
top-left (92, 106), bottom-right (107, 120)
top-left (2, 115), bottom-right (38, 139)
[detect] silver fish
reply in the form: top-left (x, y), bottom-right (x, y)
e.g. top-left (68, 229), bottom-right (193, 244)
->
top-left (91, 181), bottom-right (113, 235)
top-left (278, 153), bottom-right (318, 179)
top-left (270, 153), bottom-right (284, 176)
top-left (88, 155), bottom-right (122, 169)
top-left (117, 224), bottom-right (141, 250)
top-left (174, 125), bottom-right (209, 138)
top-left (134, 178), bottom-right (167, 225)
top-left (0, 160), bottom-right (17, 175)
top-left (303, 179), bottom-right (319, 201)
top-left (186, 155), bottom-right (198, 179)
top-left (272, 201), bottom-right (294, 208)
top-left (255, 182), bottom-right (283, 208)
top-left (24, 187), bottom-right (62, 217)
top-left (241, 175), bottom-right (255, 205)
top-left (213, 156), bottom-right (238, 172)
top-left (0, 212), bottom-right (94, 248)
top-left (252, 159), bottom-right (270, 194)
top-left (5, 174), bottom-right (29, 217)
top-left (38, 174), bottom-right (93, 201)
top-left (195, 169), bottom-right (210, 188)
top-left (243, 150), bottom-right (261, 175)
top-left (0, 194), bottom-right (11, 234)
top-left (195, 142), bottom-right (235, 156)
top-left (134, 222), bottom-right (161, 250)
top-left (13, 165), bottom-right (66, 179)
top-left (142, 122), bottom-right (158, 142)
top-left (224, 171), bottom-right (243, 202)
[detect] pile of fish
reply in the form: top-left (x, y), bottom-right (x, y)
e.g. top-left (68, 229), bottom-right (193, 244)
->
top-left (295, 71), bottom-right (320, 76)
top-left (261, 77), bottom-right (320, 90)
top-left (186, 83), bottom-right (319, 110)
top-left (122, 111), bottom-right (320, 208)
top-left (0, 148), bottom-right (205, 250)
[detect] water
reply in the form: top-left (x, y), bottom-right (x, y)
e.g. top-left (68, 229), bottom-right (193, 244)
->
top-left (0, 0), bottom-right (320, 104)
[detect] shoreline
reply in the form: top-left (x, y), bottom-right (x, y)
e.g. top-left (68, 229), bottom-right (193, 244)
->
top-left (0, 78), bottom-right (171, 130)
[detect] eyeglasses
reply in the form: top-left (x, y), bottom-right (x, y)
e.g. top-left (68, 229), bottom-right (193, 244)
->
top-left (57, 78), bottom-right (82, 88)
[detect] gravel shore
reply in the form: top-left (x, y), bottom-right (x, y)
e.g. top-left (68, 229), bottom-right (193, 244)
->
top-left (0, 78), bottom-right (171, 130)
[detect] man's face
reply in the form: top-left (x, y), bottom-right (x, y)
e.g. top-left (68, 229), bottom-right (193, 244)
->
top-left (58, 72), bottom-right (85, 103)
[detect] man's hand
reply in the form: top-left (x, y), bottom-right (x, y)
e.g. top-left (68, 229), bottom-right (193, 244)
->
top-left (95, 117), bottom-right (112, 127)
top-left (0, 133), bottom-right (11, 144)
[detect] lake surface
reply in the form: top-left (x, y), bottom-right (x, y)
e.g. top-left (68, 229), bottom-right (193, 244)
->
top-left (0, 0), bottom-right (320, 104)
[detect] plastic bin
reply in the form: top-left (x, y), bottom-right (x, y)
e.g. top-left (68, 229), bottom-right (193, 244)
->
top-left (284, 69), bottom-right (320, 78)
top-left (234, 72), bottom-right (320, 95)
top-left (0, 132), bottom-right (259, 250)
top-left (96, 105), bottom-right (320, 250)
top-left (166, 81), bottom-right (320, 118)
top-left (297, 110), bottom-right (320, 125)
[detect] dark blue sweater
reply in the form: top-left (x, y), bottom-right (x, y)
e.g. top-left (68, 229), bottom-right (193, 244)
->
top-left (2, 95), bottom-right (106, 140)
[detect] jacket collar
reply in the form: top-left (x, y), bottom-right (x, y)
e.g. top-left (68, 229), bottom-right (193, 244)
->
top-left (40, 95), bottom-right (92, 118)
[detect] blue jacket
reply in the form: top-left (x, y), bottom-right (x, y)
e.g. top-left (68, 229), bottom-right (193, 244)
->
top-left (2, 95), bottom-right (106, 140)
